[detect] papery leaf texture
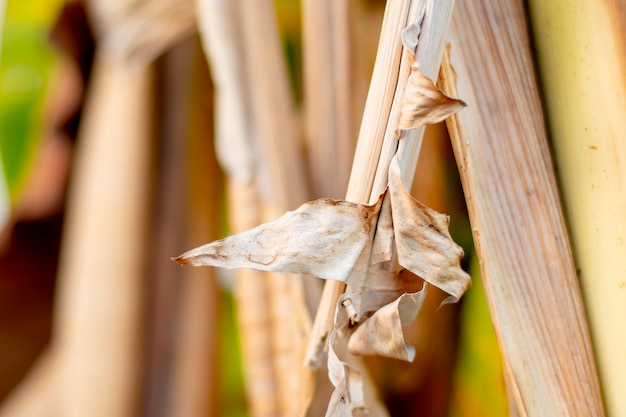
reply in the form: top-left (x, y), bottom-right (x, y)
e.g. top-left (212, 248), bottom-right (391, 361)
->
top-left (397, 60), bottom-right (466, 131)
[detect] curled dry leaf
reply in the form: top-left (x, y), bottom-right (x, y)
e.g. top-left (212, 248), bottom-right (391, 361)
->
top-left (174, 154), bottom-right (469, 311)
top-left (400, 5), bottom-right (426, 56)
top-left (325, 296), bottom-right (371, 416)
top-left (174, 152), bottom-right (470, 415)
top-left (388, 156), bottom-right (470, 302)
top-left (397, 58), bottom-right (466, 131)
top-left (348, 287), bottom-right (428, 362)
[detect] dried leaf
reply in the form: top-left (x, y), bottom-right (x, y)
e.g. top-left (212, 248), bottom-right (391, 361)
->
top-left (174, 197), bottom-right (383, 283)
top-left (174, 155), bottom-right (469, 308)
top-left (388, 156), bottom-right (470, 302)
top-left (325, 296), bottom-right (369, 416)
top-left (325, 375), bottom-right (353, 417)
top-left (174, 144), bottom-right (471, 417)
top-left (348, 287), bottom-right (427, 361)
top-left (397, 60), bottom-right (466, 131)
top-left (400, 5), bottom-right (426, 56)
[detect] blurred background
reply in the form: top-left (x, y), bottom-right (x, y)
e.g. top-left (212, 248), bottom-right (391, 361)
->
top-left (0, 1), bottom-right (507, 416)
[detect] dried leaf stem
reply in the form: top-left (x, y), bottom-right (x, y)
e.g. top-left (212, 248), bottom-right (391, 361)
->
top-left (439, 0), bottom-right (605, 414)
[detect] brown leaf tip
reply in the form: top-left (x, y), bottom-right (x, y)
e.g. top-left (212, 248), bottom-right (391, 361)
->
top-left (171, 255), bottom-right (190, 265)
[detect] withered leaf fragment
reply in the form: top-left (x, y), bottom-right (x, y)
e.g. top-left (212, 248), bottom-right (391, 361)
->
top-left (387, 156), bottom-right (470, 302)
top-left (348, 287), bottom-right (428, 361)
top-left (397, 59), bottom-right (466, 131)
top-left (174, 154), bottom-right (470, 309)
top-left (174, 197), bottom-right (383, 284)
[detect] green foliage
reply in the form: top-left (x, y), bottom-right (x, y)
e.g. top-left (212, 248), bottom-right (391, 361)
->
top-left (219, 289), bottom-right (250, 417)
top-left (0, 0), bottom-right (63, 200)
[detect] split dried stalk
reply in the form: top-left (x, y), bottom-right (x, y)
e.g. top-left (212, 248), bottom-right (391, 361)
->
top-left (527, 1), bottom-right (626, 415)
top-left (439, 0), bottom-right (604, 414)
top-left (306, 0), bottom-right (457, 368)
top-left (228, 183), bottom-right (282, 417)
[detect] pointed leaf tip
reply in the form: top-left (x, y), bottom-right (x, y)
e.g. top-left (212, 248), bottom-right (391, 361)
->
top-left (171, 254), bottom-right (188, 265)
top-left (167, 196), bottom-right (383, 281)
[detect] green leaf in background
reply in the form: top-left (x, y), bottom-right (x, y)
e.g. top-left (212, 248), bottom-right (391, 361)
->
top-left (449, 253), bottom-right (509, 417)
top-left (0, 0), bottom-right (64, 204)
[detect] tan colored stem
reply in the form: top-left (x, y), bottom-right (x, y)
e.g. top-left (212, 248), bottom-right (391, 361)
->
top-left (302, 0), bottom-right (353, 200)
top-left (53, 57), bottom-right (153, 417)
top-left (439, 0), bottom-right (604, 414)
top-left (238, 0), bottom-right (308, 209)
top-left (166, 45), bottom-right (221, 417)
top-left (198, 0), bottom-right (308, 414)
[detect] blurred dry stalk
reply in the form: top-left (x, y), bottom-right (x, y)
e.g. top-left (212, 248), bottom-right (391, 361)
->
top-left (196, 0), bottom-right (312, 415)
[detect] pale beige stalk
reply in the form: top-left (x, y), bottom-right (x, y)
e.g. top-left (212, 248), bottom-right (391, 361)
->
top-left (166, 46), bottom-right (220, 417)
top-left (50, 0), bottom-right (196, 414)
top-left (238, 0), bottom-right (308, 209)
top-left (302, 0), bottom-right (354, 200)
top-left (237, 2), bottom-right (315, 415)
top-left (527, 1), bottom-right (626, 415)
top-left (235, 0), bottom-right (312, 416)
top-left (53, 57), bottom-right (153, 417)
top-left (307, 0), bottom-right (457, 368)
top-left (438, 0), bottom-right (604, 414)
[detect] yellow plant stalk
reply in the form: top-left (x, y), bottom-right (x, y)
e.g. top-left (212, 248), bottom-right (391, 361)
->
top-left (439, 0), bottom-right (604, 414)
top-left (527, 2), bottom-right (626, 415)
